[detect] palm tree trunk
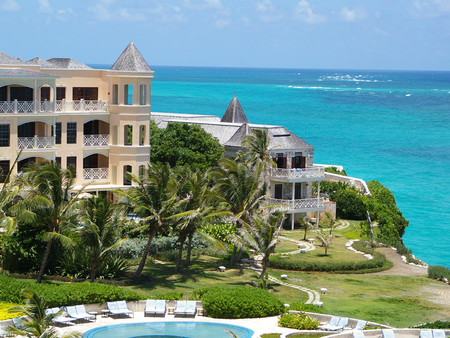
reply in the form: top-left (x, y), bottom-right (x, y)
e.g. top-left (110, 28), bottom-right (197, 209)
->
top-left (36, 240), bottom-right (52, 284)
top-left (258, 255), bottom-right (270, 279)
top-left (185, 233), bottom-right (193, 266)
top-left (133, 228), bottom-right (156, 279)
top-left (175, 235), bottom-right (186, 272)
top-left (90, 258), bottom-right (99, 283)
top-left (229, 244), bottom-right (237, 266)
top-left (235, 245), bottom-right (244, 262)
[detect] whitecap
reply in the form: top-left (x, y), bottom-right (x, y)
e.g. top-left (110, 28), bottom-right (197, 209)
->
top-left (406, 94), bottom-right (411, 96)
top-left (357, 88), bottom-right (361, 90)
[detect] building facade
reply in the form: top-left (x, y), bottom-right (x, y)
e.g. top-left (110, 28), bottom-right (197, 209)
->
top-left (0, 43), bottom-right (152, 197)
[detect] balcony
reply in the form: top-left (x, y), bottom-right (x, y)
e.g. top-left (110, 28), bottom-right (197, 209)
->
top-left (270, 167), bottom-right (325, 182)
top-left (18, 136), bottom-right (54, 149)
top-left (268, 197), bottom-right (324, 212)
top-left (84, 134), bottom-right (109, 147)
top-left (83, 168), bottom-right (109, 180)
top-left (0, 99), bottom-right (109, 114)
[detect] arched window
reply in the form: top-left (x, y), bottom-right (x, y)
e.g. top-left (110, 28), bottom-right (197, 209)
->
top-left (112, 84), bottom-right (118, 104)
top-left (124, 84), bottom-right (133, 105)
top-left (140, 85), bottom-right (146, 105)
top-left (123, 165), bottom-right (132, 186)
top-left (139, 125), bottom-right (145, 146)
top-left (124, 125), bottom-right (132, 145)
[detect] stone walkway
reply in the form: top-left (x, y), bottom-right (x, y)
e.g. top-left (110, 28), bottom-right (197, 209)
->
top-left (267, 275), bottom-right (321, 304)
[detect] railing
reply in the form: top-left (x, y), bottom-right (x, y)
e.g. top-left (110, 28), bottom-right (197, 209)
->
top-left (84, 134), bottom-right (109, 147)
top-left (0, 99), bottom-right (109, 114)
top-left (18, 136), bottom-right (54, 149)
top-left (270, 167), bottom-right (325, 180)
top-left (83, 168), bottom-right (109, 180)
top-left (268, 197), bottom-right (324, 211)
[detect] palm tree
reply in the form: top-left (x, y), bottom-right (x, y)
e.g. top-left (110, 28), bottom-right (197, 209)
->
top-left (241, 128), bottom-right (277, 185)
top-left (299, 217), bottom-right (314, 240)
top-left (316, 229), bottom-right (333, 255)
top-left (80, 195), bottom-right (126, 282)
top-left (116, 162), bottom-right (178, 279)
top-left (12, 161), bottom-right (84, 283)
top-left (236, 211), bottom-right (285, 279)
top-left (0, 152), bottom-right (21, 235)
top-left (210, 158), bottom-right (267, 265)
top-left (7, 291), bottom-right (80, 338)
top-left (321, 212), bottom-right (338, 234)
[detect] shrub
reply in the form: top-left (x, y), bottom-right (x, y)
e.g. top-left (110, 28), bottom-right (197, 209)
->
top-left (330, 189), bottom-right (367, 220)
top-left (270, 252), bottom-right (386, 272)
top-left (278, 313), bottom-right (320, 330)
top-left (201, 223), bottom-right (236, 242)
top-left (288, 302), bottom-right (326, 314)
top-left (0, 302), bottom-right (23, 320)
top-left (415, 321), bottom-right (450, 329)
top-left (352, 240), bottom-right (375, 255)
top-left (0, 274), bottom-right (144, 306)
top-left (149, 292), bottom-right (183, 301)
top-left (428, 266), bottom-right (450, 281)
top-left (200, 286), bottom-right (284, 318)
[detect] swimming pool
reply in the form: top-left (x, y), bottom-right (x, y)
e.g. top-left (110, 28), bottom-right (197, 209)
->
top-left (83, 322), bottom-right (254, 338)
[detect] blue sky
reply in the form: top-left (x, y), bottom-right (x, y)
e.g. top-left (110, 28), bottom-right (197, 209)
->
top-left (1, 0), bottom-right (450, 71)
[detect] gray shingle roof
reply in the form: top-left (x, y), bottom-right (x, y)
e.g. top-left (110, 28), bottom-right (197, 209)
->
top-left (221, 96), bottom-right (249, 123)
top-left (46, 58), bottom-right (92, 70)
top-left (0, 51), bottom-right (25, 65)
top-left (0, 68), bottom-right (58, 78)
top-left (26, 57), bottom-right (55, 68)
top-left (110, 42), bottom-right (152, 72)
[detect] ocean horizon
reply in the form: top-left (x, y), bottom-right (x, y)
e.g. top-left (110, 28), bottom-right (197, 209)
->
top-left (91, 64), bottom-right (450, 268)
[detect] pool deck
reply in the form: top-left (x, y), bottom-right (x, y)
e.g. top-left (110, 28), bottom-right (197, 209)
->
top-left (55, 311), bottom-right (299, 338)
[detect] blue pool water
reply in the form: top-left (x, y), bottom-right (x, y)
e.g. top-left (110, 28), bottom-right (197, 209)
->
top-left (83, 322), bottom-right (254, 338)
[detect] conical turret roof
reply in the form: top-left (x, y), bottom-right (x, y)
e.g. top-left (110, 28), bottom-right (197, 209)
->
top-left (110, 42), bottom-right (152, 72)
top-left (220, 96), bottom-right (249, 124)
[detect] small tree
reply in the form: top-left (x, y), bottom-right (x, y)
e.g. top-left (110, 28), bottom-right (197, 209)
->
top-left (316, 229), bottom-right (333, 256)
top-left (298, 217), bottom-right (314, 240)
top-left (320, 212), bottom-right (337, 234)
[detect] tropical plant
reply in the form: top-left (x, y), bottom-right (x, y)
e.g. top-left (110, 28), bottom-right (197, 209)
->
top-left (321, 212), bottom-right (338, 234)
top-left (298, 217), bottom-right (314, 240)
top-left (6, 291), bottom-right (81, 338)
top-left (116, 162), bottom-right (178, 279)
top-left (0, 152), bottom-right (21, 235)
top-left (210, 158), bottom-right (267, 265)
top-left (316, 229), bottom-right (333, 256)
top-left (11, 161), bottom-right (85, 283)
top-left (80, 195), bottom-right (126, 282)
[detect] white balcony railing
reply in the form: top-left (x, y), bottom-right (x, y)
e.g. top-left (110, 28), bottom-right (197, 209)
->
top-left (83, 168), bottom-right (109, 180)
top-left (270, 167), bottom-right (325, 180)
top-left (269, 197), bottom-right (324, 211)
top-left (18, 136), bottom-right (54, 149)
top-left (0, 99), bottom-right (109, 114)
top-left (84, 134), bottom-right (109, 147)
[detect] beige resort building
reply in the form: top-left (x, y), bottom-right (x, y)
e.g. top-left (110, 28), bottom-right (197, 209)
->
top-left (0, 43), bottom-right (327, 227)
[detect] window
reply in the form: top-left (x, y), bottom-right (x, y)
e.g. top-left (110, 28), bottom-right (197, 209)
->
top-left (295, 183), bottom-right (302, 199)
top-left (112, 84), bottom-right (118, 104)
top-left (55, 157), bottom-right (61, 166)
top-left (276, 153), bottom-right (286, 169)
top-left (124, 125), bottom-right (132, 146)
top-left (67, 156), bottom-right (76, 177)
top-left (275, 184), bottom-right (283, 199)
top-left (293, 152), bottom-right (306, 169)
top-left (57, 87), bottom-right (66, 100)
top-left (40, 87), bottom-right (50, 101)
top-left (10, 87), bottom-right (33, 101)
top-left (140, 85), bottom-right (146, 105)
top-left (0, 124), bottom-right (10, 147)
top-left (0, 160), bottom-right (10, 183)
top-left (124, 84), bottom-right (133, 105)
top-left (67, 122), bottom-right (77, 144)
top-left (54, 122), bottom-right (61, 144)
top-left (18, 122), bottom-right (35, 138)
top-left (139, 125), bottom-right (145, 146)
top-left (73, 87), bottom-right (98, 101)
top-left (123, 165), bottom-right (132, 185)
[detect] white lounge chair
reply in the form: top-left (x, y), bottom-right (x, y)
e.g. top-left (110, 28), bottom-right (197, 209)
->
top-left (155, 300), bottom-right (166, 316)
top-left (173, 300), bottom-right (187, 316)
top-left (353, 331), bottom-right (365, 338)
top-left (382, 329), bottom-right (396, 338)
top-left (318, 316), bottom-right (341, 330)
top-left (65, 305), bottom-right (95, 322)
top-left (107, 301), bottom-right (133, 318)
top-left (433, 330), bottom-right (446, 338)
top-left (144, 300), bottom-right (156, 316)
top-left (421, 329), bottom-right (433, 338)
top-left (185, 301), bottom-right (197, 317)
top-left (0, 323), bottom-right (8, 336)
top-left (353, 320), bottom-right (367, 330)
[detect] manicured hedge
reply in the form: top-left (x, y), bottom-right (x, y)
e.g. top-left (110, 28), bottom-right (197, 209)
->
top-left (415, 321), bottom-right (450, 329)
top-left (199, 286), bottom-right (284, 319)
top-left (270, 252), bottom-right (386, 272)
top-left (278, 313), bottom-right (320, 330)
top-left (428, 266), bottom-right (450, 281)
top-left (288, 302), bottom-right (326, 314)
top-left (0, 274), bottom-right (144, 306)
top-left (352, 240), bottom-right (374, 255)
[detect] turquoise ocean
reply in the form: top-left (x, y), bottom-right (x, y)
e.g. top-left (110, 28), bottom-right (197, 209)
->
top-left (94, 65), bottom-right (450, 267)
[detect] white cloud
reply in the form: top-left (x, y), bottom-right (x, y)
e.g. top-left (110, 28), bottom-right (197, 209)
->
top-left (55, 8), bottom-right (73, 21)
top-left (374, 27), bottom-right (390, 36)
top-left (38, 0), bottom-right (52, 13)
top-left (0, 0), bottom-right (20, 11)
top-left (411, 0), bottom-right (450, 17)
top-left (180, 0), bottom-right (223, 10)
top-left (339, 6), bottom-right (367, 22)
top-left (294, 0), bottom-right (326, 24)
top-left (89, 4), bottom-right (111, 20)
top-left (215, 18), bottom-right (229, 28)
top-left (256, 0), bottom-right (283, 22)
top-left (88, 2), bottom-right (145, 22)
